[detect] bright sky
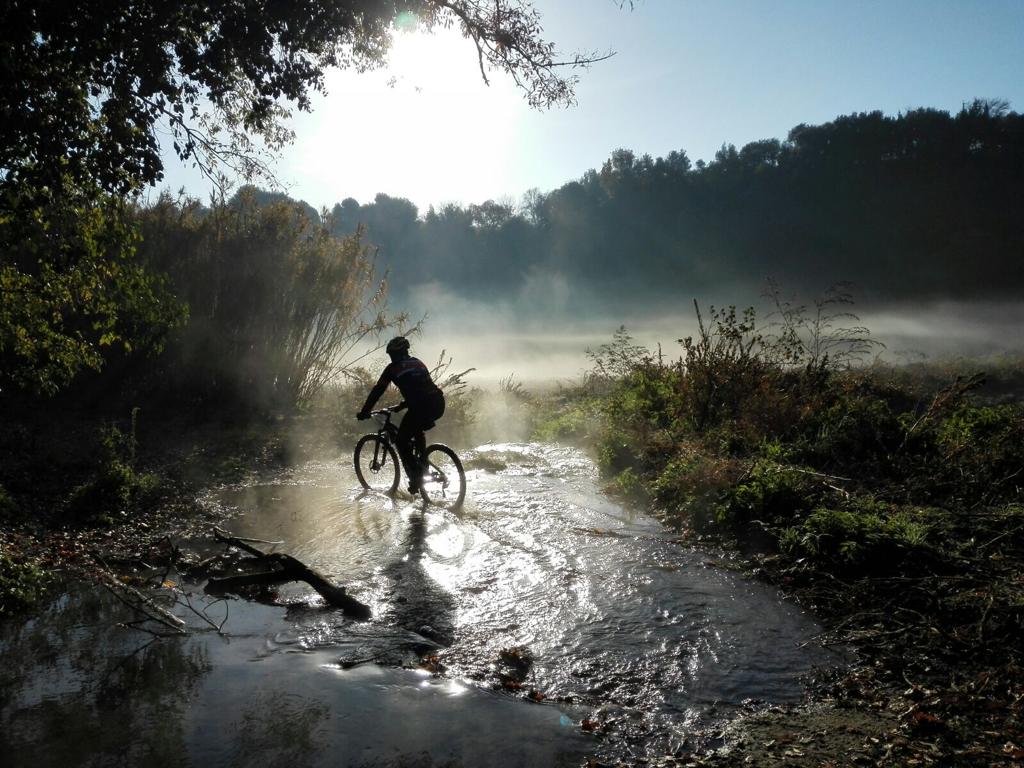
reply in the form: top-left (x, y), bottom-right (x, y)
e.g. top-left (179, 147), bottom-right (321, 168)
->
top-left (156, 0), bottom-right (1024, 213)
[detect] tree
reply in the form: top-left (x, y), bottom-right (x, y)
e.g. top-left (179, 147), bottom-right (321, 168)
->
top-left (0, 0), bottom-right (610, 398)
top-left (468, 199), bottom-right (515, 229)
top-left (0, 0), bottom-right (610, 195)
top-left (137, 190), bottom-right (401, 412)
top-left (305, 105), bottom-right (1024, 309)
top-left (0, 184), bottom-right (184, 396)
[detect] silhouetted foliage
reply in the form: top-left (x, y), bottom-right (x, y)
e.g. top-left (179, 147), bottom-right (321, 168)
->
top-left (0, 0), bottom-right (606, 400)
top-left (135, 190), bottom-right (401, 414)
top-left (0, 185), bottom-right (184, 397)
top-left (324, 102), bottom-right (1024, 309)
top-left (1, 0), bottom-right (603, 197)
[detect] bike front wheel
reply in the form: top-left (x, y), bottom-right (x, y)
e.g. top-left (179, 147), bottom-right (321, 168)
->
top-left (354, 434), bottom-right (400, 494)
top-left (419, 444), bottom-right (466, 508)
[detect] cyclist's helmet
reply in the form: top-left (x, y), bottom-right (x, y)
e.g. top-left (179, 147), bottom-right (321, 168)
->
top-left (386, 336), bottom-right (410, 356)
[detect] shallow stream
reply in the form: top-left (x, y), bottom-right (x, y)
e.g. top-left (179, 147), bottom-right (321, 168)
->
top-left (1, 443), bottom-right (839, 766)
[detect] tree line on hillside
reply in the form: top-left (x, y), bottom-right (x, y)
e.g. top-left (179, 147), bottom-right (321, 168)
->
top-left (3, 99), bottom-right (1021, 413)
top-left (317, 100), bottom-right (1024, 309)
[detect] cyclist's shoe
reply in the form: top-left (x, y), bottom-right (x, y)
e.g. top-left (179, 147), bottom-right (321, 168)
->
top-left (407, 480), bottom-right (421, 495)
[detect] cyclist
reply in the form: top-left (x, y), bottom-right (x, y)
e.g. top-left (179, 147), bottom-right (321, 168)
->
top-left (357, 336), bottom-right (445, 494)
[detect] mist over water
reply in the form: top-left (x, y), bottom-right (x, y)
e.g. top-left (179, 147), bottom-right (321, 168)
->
top-left (401, 288), bottom-right (1024, 387)
top-left (861, 301), bottom-right (1024, 359)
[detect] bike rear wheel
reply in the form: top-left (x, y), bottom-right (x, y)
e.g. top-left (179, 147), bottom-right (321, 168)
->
top-left (354, 434), bottom-right (400, 494)
top-left (419, 444), bottom-right (466, 508)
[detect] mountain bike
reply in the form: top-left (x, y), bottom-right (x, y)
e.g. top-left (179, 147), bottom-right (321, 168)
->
top-left (353, 408), bottom-right (466, 507)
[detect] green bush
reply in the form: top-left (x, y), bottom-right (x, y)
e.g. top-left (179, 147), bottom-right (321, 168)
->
top-left (933, 404), bottom-right (1024, 504)
top-left (66, 423), bottom-right (160, 525)
top-left (0, 551), bottom-right (52, 616)
top-left (568, 305), bottom-right (1022, 582)
top-left (608, 466), bottom-right (646, 500)
top-left (795, 391), bottom-right (903, 474)
top-left (532, 399), bottom-right (602, 444)
top-left (779, 500), bottom-right (932, 573)
top-left (604, 368), bottom-right (679, 432)
top-left (67, 458), bottom-right (159, 525)
top-left (0, 485), bottom-right (16, 518)
top-left (650, 449), bottom-right (743, 530)
top-left (597, 426), bottom-right (644, 475)
top-left (714, 461), bottom-right (816, 528)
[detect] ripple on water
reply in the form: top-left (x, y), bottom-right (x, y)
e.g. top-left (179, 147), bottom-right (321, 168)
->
top-left (1, 443), bottom-right (841, 766)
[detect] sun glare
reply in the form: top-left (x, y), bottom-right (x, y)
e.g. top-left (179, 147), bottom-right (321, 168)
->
top-left (285, 26), bottom-right (524, 210)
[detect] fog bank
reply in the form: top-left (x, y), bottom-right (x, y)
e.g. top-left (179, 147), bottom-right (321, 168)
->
top-left (400, 292), bottom-right (1024, 387)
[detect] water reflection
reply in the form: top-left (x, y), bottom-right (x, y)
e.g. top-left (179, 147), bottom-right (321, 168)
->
top-left (0, 583), bottom-right (210, 768)
top-left (379, 510), bottom-right (457, 647)
top-left (226, 691), bottom-right (330, 768)
top-left (2, 444), bottom-right (838, 766)
top-left (2, 582), bottom-right (590, 767)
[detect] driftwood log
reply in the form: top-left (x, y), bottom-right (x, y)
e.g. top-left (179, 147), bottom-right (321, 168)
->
top-left (206, 527), bottom-right (371, 619)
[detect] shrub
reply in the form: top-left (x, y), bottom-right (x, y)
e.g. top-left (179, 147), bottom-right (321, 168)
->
top-left (136, 190), bottom-right (404, 414)
top-left (532, 397), bottom-right (602, 444)
top-left (934, 404), bottom-right (1024, 504)
top-left (0, 551), bottom-right (52, 616)
top-left (570, 296), bottom-right (1021, 577)
top-left (779, 500), bottom-right (932, 574)
top-left (713, 460), bottom-right (817, 529)
top-left (0, 485), bottom-right (16, 518)
top-left (651, 448), bottom-right (743, 530)
top-left (677, 303), bottom-right (771, 432)
top-left (608, 466), bottom-right (646, 500)
top-left (796, 391), bottom-right (903, 474)
top-left (597, 426), bottom-right (643, 476)
top-left (66, 421), bottom-right (160, 525)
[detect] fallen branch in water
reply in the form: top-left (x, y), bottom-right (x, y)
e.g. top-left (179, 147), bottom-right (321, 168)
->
top-left (91, 553), bottom-right (188, 636)
top-left (206, 527), bottom-right (371, 619)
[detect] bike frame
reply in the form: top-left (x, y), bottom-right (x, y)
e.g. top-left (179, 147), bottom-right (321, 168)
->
top-left (368, 408), bottom-right (430, 481)
top-left (358, 407), bottom-right (464, 505)
top-left (370, 409), bottom-right (400, 470)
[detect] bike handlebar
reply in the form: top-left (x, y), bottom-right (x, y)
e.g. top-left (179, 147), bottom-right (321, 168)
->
top-left (356, 405), bottom-right (404, 421)
top-left (366, 407), bottom-right (400, 422)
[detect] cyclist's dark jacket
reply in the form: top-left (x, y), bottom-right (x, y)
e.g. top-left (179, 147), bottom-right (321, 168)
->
top-left (361, 356), bottom-right (443, 414)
